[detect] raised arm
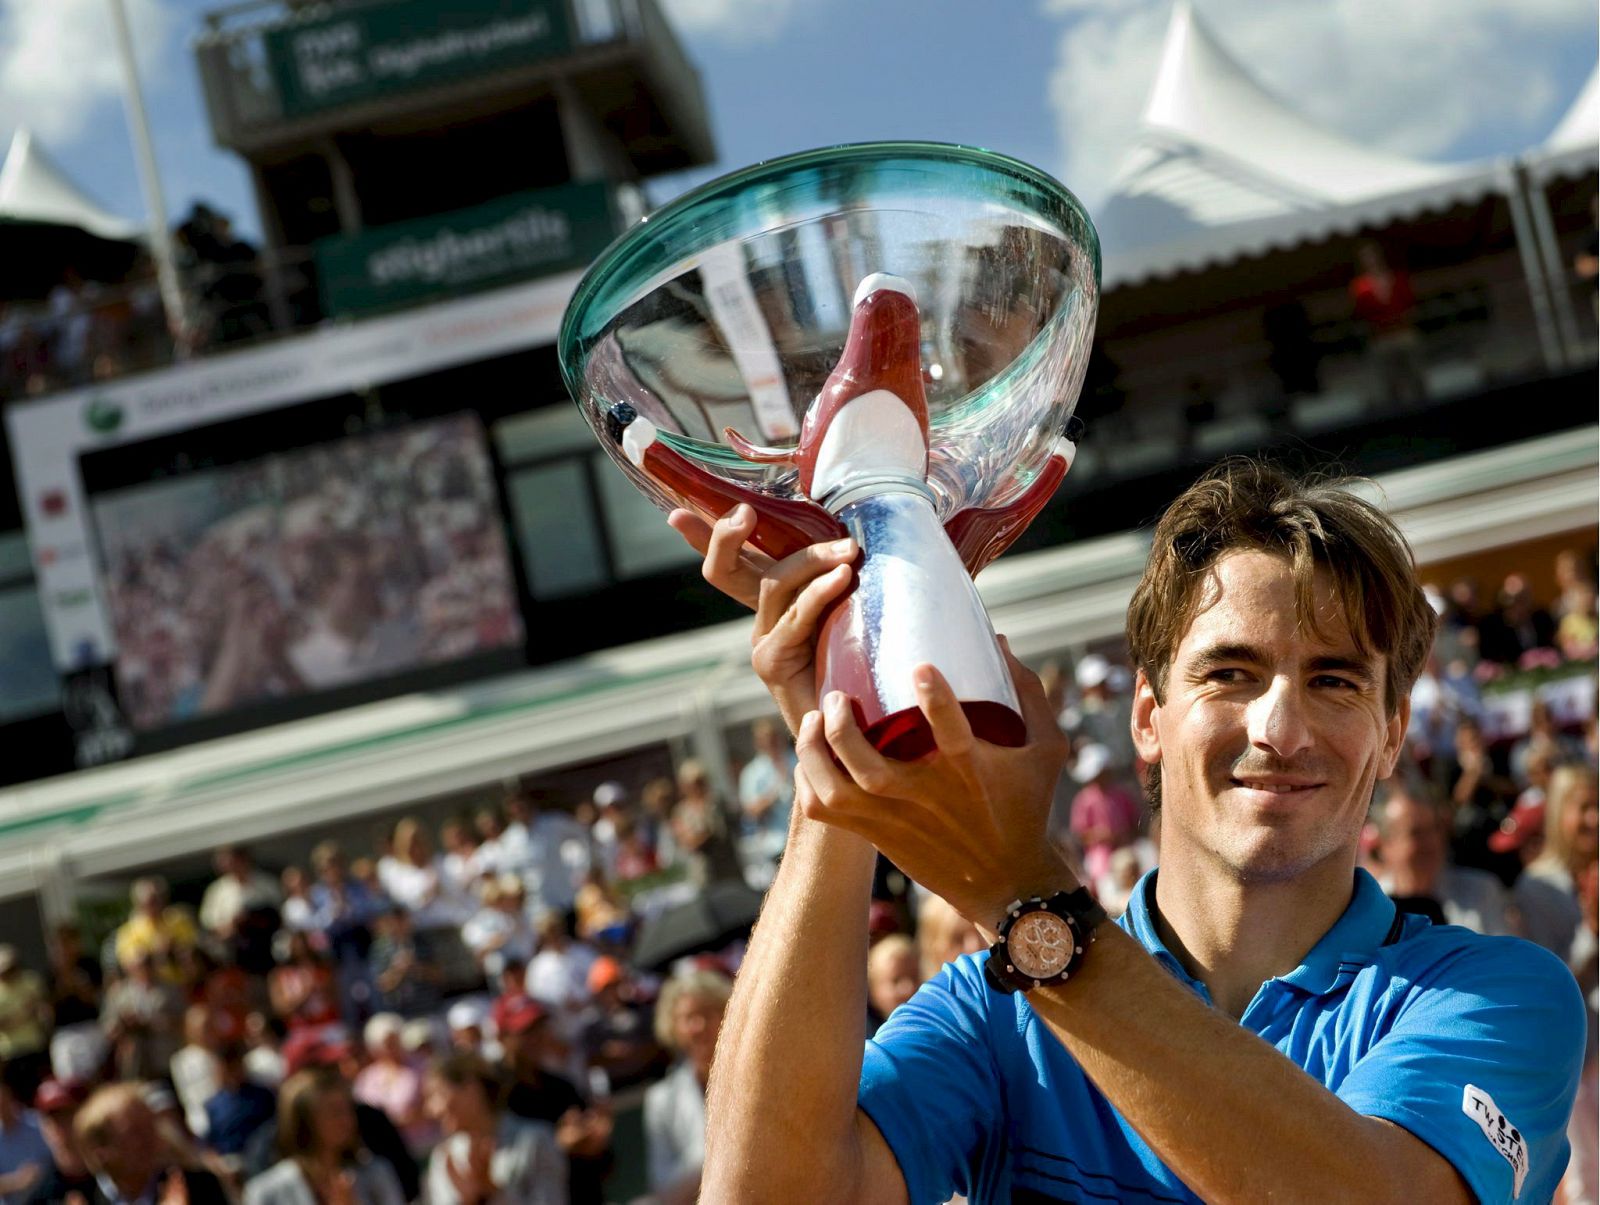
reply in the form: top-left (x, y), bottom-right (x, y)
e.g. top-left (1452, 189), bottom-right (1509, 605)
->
top-left (667, 506), bottom-right (907, 1203)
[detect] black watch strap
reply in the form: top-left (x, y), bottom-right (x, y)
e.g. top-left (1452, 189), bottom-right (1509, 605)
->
top-left (983, 886), bottom-right (1108, 995)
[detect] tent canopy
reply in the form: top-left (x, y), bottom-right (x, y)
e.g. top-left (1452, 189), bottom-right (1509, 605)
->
top-left (0, 128), bottom-right (142, 241)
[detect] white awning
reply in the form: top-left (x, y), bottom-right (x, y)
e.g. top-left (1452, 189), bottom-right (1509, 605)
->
top-left (0, 129), bottom-right (142, 241)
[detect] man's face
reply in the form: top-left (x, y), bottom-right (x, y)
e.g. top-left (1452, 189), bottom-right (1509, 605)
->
top-left (1132, 551), bottom-right (1406, 885)
top-left (1379, 796), bottom-right (1445, 885)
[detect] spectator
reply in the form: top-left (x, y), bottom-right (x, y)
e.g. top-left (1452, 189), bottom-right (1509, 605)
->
top-left (438, 818), bottom-right (484, 904)
top-left (914, 892), bottom-right (985, 983)
top-left (1479, 573), bottom-right (1557, 666)
top-left (573, 871), bottom-right (629, 947)
top-left (268, 931), bottom-right (340, 1034)
top-left (278, 868), bottom-right (315, 933)
top-left (580, 958), bottom-right (664, 1091)
top-left (378, 818), bottom-right (470, 931)
top-left (308, 842), bottom-right (382, 1025)
top-left (589, 782), bottom-right (629, 876)
top-left (1067, 742), bottom-right (1143, 884)
top-left (1554, 547), bottom-right (1599, 622)
top-left (1515, 763), bottom-right (1600, 959)
top-left (738, 718), bottom-right (797, 845)
top-left (170, 1004), bottom-right (222, 1139)
top-left (1563, 858), bottom-right (1599, 1205)
top-left (243, 1013), bottom-right (286, 1089)
top-left (75, 1083), bottom-right (231, 1204)
top-left (1097, 845), bottom-right (1149, 918)
top-left (495, 994), bottom-right (611, 1204)
top-left (114, 877), bottom-right (199, 979)
top-left (0, 950), bottom-right (49, 1097)
top-left (242, 1068), bottom-right (405, 1205)
top-left (204, 1042), bottom-right (277, 1157)
top-left (1511, 699), bottom-right (1584, 789)
top-left (46, 924), bottom-right (102, 1035)
top-left (24, 1079), bottom-right (92, 1204)
top-left (643, 969), bottom-right (731, 1201)
top-left (1372, 785), bottom-right (1511, 934)
top-left (865, 935), bottom-right (919, 1036)
top-left (446, 1001), bottom-right (487, 1055)
top-left (101, 950), bottom-right (184, 1081)
top-left (473, 809), bottom-right (508, 877)
top-left (639, 777), bottom-right (679, 868)
top-left (670, 760), bottom-right (744, 889)
top-left (0, 1074), bottom-right (49, 1205)
top-left (525, 912), bottom-right (598, 1075)
top-left (200, 845), bottom-right (283, 942)
top-left (506, 793), bottom-right (591, 915)
top-left (353, 1015), bottom-right (429, 1155)
top-left (369, 907), bottom-right (442, 1019)
top-left (461, 875), bottom-right (535, 984)
top-left (1557, 578), bottom-right (1599, 662)
top-left (611, 813), bottom-right (659, 884)
top-left (1442, 716), bottom-right (1519, 882)
top-left (1349, 241), bottom-right (1425, 404)
top-left (423, 1053), bottom-right (566, 1205)
top-left (1059, 654), bottom-right (1132, 767)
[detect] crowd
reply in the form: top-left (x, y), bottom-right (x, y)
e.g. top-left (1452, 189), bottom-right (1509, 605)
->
top-left (0, 539), bottom-right (1593, 1202)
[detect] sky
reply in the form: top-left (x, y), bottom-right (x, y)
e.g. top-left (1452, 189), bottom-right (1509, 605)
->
top-left (0, 0), bottom-right (1595, 244)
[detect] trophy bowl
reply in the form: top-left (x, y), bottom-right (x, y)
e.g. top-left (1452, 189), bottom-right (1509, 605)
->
top-left (559, 142), bottom-right (1100, 758)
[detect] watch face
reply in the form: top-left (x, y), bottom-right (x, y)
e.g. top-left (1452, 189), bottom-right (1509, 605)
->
top-left (1008, 910), bottom-right (1074, 980)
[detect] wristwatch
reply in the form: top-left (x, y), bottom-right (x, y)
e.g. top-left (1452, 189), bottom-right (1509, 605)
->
top-left (982, 887), bottom-right (1108, 995)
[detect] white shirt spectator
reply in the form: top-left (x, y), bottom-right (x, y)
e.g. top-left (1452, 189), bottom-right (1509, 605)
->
top-left (644, 1060), bottom-right (707, 1192)
top-left (170, 1043), bottom-right (220, 1137)
top-left (199, 871), bottom-right (282, 936)
top-left (1378, 863), bottom-right (1511, 935)
top-left (424, 1116), bottom-right (566, 1205)
top-left (379, 858), bottom-right (471, 929)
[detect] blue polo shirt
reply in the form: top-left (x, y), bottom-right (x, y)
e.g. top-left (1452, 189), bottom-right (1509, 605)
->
top-left (860, 870), bottom-right (1585, 1204)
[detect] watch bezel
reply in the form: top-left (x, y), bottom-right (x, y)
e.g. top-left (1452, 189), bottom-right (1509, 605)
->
top-left (984, 888), bottom-right (1104, 994)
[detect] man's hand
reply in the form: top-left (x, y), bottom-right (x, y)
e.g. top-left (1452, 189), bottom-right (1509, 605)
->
top-left (669, 505), bottom-right (857, 733)
top-left (794, 637), bottom-right (1074, 931)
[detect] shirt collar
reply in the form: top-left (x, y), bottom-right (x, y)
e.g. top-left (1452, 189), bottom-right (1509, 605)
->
top-left (1116, 867), bottom-right (1399, 1000)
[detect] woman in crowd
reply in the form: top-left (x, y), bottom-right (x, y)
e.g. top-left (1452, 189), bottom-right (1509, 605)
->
top-left (423, 1052), bottom-right (566, 1205)
top-left (1515, 763), bottom-right (1600, 957)
top-left (243, 1067), bottom-right (407, 1205)
top-left (642, 969), bottom-right (732, 1200)
top-left (353, 1012), bottom-right (431, 1156)
top-left (380, 819), bottom-right (471, 931)
top-left (269, 931), bottom-right (341, 1033)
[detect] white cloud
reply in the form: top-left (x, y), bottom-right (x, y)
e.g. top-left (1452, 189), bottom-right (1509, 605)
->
top-left (659, 0), bottom-right (806, 45)
top-left (0, 0), bottom-right (178, 147)
top-left (1043, 0), bottom-right (1595, 209)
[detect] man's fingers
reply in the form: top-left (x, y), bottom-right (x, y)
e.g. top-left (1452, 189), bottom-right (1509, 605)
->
top-left (913, 663), bottom-right (978, 764)
top-left (698, 505), bottom-right (770, 609)
top-left (758, 560), bottom-right (853, 654)
top-left (999, 635), bottom-right (1066, 747)
top-left (753, 537), bottom-right (858, 636)
top-left (821, 690), bottom-right (913, 800)
top-left (666, 508), bottom-right (713, 554)
top-left (794, 709), bottom-right (875, 815)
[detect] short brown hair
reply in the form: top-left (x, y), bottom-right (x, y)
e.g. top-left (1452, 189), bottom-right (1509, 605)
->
top-left (1127, 461), bottom-right (1436, 801)
top-left (277, 1067), bottom-right (349, 1158)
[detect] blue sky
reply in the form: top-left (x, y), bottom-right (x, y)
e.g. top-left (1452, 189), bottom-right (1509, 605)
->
top-left (0, 0), bottom-right (1594, 244)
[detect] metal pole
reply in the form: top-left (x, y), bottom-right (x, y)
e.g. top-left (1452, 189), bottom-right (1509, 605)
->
top-left (1519, 159), bottom-right (1585, 368)
top-left (107, 0), bottom-right (193, 355)
top-left (1500, 159), bottom-right (1565, 373)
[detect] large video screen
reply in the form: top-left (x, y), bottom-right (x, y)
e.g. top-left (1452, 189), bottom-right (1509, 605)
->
top-left (88, 413), bottom-right (525, 732)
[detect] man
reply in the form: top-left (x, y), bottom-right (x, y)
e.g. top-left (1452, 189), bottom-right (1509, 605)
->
top-left (0, 950), bottom-right (49, 1099)
top-left (112, 878), bottom-right (197, 980)
top-left (668, 461), bottom-right (1585, 1203)
top-left (1372, 784), bottom-right (1511, 934)
top-left (73, 1084), bottom-right (229, 1205)
top-left (24, 1079), bottom-right (92, 1204)
top-left (738, 718), bottom-right (798, 848)
top-left (0, 1072), bottom-right (49, 1205)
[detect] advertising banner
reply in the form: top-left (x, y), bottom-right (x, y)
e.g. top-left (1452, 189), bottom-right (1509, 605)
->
top-left (318, 183), bottom-right (615, 315)
top-left (266, 0), bottom-right (572, 119)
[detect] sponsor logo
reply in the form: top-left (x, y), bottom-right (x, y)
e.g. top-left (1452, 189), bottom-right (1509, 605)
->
top-left (38, 489), bottom-right (69, 518)
top-left (1463, 1084), bottom-right (1528, 1198)
top-left (51, 588), bottom-right (96, 610)
top-left (36, 543), bottom-right (87, 569)
top-left (83, 396), bottom-right (125, 434)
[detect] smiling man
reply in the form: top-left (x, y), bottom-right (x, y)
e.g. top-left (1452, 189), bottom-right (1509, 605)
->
top-left (669, 459), bottom-right (1585, 1204)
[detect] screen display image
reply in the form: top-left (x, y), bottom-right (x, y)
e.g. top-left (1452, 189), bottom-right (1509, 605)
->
top-left (89, 413), bottom-right (525, 732)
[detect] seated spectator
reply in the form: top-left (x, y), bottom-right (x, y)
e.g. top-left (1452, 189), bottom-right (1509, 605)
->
top-left (46, 923), bottom-right (102, 1035)
top-left (439, 818), bottom-right (484, 904)
top-left (866, 935), bottom-right (919, 1036)
top-left (424, 1053), bottom-right (566, 1205)
top-left (0, 948), bottom-right (49, 1097)
top-left (269, 931), bottom-right (340, 1033)
top-left (611, 813), bottom-right (659, 883)
top-left (1372, 784), bottom-right (1511, 934)
top-left (114, 876), bottom-right (199, 979)
top-left (1442, 716), bottom-right (1519, 883)
top-left (495, 994), bottom-right (611, 1204)
top-left (353, 1015), bottom-right (429, 1156)
top-left (1067, 742), bottom-right (1142, 883)
top-left (643, 969), bottom-right (732, 1201)
top-left (1512, 699), bottom-right (1586, 789)
top-left (589, 782), bottom-right (629, 876)
top-left (1558, 578), bottom-right (1599, 661)
top-left (573, 872), bottom-right (629, 948)
top-left (738, 718), bottom-right (796, 845)
top-left (26, 1078), bottom-right (93, 1204)
top-left (0, 1071), bottom-right (50, 1204)
top-left (75, 1083), bottom-right (230, 1204)
top-left (102, 950), bottom-right (184, 1081)
top-left (183, 947), bottom-right (254, 1045)
top-left (243, 1067), bottom-right (405, 1205)
top-left (244, 1013), bottom-right (286, 1089)
top-left (379, 818), bottom-right (471, 931)
top-left (507, 793), bottom-right (591, 915)
top-left (915, 892), bottom-right (985, 983)
top-left (278, 867), bottom-right (316, 933)
top-left (1479, 573), bottom-right (1557, 665)
top-left (369, 907), bottom-right (442, 1019)
top-left (204, 1043), bottom-right (276, 1157)
top-left (473, 809), bottom-right (509, 878)
top-left (171, 1004), bottom-right (222, 1140)
top-left (461, 875), bottom-right (535, 984)
top-left (580, 958), bottom-right (665, 1091)
top-left (526, 912), bottom-right (598, 1081)
top-left (1097, 844), bottom-right (1149, 917)
top-left (446, 1000), bottom-right (488, 1056)
top-left (670, 761), bottom-right (744, 889)
top-left (199, 846), bottom-right (282, 968)
top-left (1516, 763), bottom-right (1600, 959)
top-left (639, 777), bottom-right (679, 868)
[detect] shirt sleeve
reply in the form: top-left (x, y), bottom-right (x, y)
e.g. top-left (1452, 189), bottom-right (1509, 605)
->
top-left (1335, 935), bottom-right (1586, 1204)
top-left (858, 955), bottom-right (1004, 1205)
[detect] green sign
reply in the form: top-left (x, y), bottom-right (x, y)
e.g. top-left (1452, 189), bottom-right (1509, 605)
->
top-left (316, 182), bottom-right (616, 314)
top-left (266, 0), bottom-right (572, 119)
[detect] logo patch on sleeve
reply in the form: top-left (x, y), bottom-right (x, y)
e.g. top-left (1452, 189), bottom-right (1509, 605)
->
top-left (1462, 1084), bottom-right (1528, 1198)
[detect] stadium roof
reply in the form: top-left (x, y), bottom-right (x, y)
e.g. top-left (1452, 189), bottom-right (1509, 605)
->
top-left (1545, 66), bottom-right (1599, 153)
top-left (0, 128), bottom-right (142, 241)
top-left (1096, 3), bottom-right (1597, 288)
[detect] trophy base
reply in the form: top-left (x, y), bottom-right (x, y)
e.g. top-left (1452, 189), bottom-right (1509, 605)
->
top-left (861, 699), bottom-right (1027, 761)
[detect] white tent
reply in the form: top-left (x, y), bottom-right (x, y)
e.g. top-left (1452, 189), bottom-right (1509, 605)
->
top-left (1545, 67), bottom-right (1599, 153)
top-left (0, 128), bottom-right (141, 241)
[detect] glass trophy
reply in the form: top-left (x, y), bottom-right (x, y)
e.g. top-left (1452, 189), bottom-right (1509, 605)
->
top-left (560, 142), bottom-right (1100, 759)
